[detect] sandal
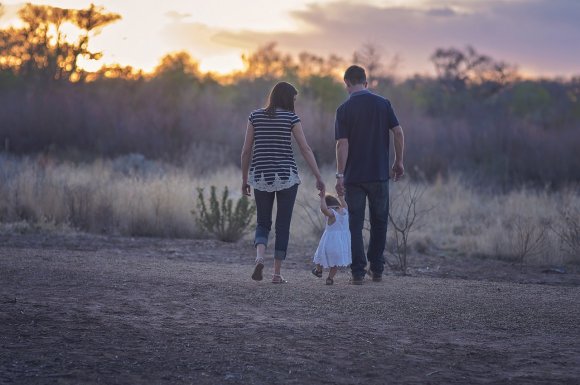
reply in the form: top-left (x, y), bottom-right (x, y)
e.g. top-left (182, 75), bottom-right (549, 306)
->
top-left (272, 274), bottom-right (287, 284)
top-left (251, 258), bottom-right (264, 281)
top-left (325, 277), bottom-right (334, 285)
top-left (312, 267), bottom-right (323, 278)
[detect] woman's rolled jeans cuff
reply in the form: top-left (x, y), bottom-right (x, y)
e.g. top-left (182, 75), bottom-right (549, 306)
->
top-left (254, 236), bottom-right (268, 249)
top-left (253, 240), bottom-right (288, 261)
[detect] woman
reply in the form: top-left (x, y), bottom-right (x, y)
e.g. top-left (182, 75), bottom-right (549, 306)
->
top-left (241, 81), bottom-right (325, 284)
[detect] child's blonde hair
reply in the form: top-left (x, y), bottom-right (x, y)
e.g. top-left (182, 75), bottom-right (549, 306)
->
top-left (325, 194), bottom-right (341, 208)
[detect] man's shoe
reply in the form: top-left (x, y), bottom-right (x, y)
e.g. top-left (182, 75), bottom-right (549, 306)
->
top-left (349, 276), bottom-right (364, 285)
top-left (366, 269), bottom-right (383, 282)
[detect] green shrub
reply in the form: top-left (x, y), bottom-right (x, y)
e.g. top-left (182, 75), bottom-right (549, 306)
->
top-left (193, 185), bottom-right (256, 242)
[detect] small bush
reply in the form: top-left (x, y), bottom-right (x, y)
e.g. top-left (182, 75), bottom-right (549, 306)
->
top-left (295, 196), bottom-right (325, 241)
top-left (506, 214), bottom-right (548, 265)
top-left (193, 186), bottom-right (256, 242)
top-left (552, 205), bottom-right (580, 264)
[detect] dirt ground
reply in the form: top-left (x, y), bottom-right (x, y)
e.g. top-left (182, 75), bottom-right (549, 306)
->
top-left (1, 232), bottom-right (580, 385)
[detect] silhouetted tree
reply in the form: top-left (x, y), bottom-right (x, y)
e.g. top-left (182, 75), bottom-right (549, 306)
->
top-left (430, 46), bottom-right (517, 96)
top-left (239, 42), bottom-right (297, 80)
top-left (353, 43), bottom-right (383, 82)
top-left (0, 3), bottom-right (120, 82)
top-left (89, 64), bottom-right (144, 81)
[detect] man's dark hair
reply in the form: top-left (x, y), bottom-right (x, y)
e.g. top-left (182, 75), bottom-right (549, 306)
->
top-left (265, 81), bottom-right (297, 116)
top-left (344, 65), bottom-right (366, 85)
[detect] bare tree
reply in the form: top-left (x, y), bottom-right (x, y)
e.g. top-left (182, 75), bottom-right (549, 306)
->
top-left (353, 43), bottom-right (383, 82)
top-left (353, 43), bottom-right (400, 84)
top-left (386, 182), bottom-right (432, 275)
top-left (551, 205), bottom-right (580, 263)
top-left (509, 215), bottom-right (548, 265)
top-left (295, 196), bottom-right (325, 240)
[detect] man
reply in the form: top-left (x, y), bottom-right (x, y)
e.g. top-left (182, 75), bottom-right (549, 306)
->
top-left (335, 65), bottom-right (405, 285)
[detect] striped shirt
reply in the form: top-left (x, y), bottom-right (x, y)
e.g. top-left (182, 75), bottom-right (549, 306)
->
top-left (248, 108), bottom-right (301, 192)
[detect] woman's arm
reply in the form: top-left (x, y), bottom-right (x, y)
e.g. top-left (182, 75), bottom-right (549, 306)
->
top-left (240, 121), bottom-right (254, 196)
top-left (291, 122), bottom-right (325, 193)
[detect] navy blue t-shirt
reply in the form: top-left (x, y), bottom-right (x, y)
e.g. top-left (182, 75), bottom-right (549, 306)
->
top-left (335, 90), bottom-right (400, 184)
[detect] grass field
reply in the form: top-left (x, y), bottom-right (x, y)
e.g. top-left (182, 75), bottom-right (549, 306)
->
top-left (0, 154), bottom-right (578, 265)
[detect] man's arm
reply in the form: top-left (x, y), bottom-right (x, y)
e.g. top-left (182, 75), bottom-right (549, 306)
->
top-left (335, 138), bottom-right (348, 196)
top-left (390, 125), bottom-right (405, 181)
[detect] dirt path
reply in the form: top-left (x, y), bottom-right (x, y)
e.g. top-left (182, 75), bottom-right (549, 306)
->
top-left (1, 234), bottom-right (580, 384)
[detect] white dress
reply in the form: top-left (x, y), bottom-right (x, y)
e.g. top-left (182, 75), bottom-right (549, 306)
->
top-left (313, 208), bottom-right (352, 268)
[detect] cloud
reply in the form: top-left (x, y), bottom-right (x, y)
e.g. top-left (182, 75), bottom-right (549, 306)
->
top-left (0, 3), bottom-right (24, 25)
top-left (170, 0), bottom-right (580, 77)
top-left (165, 10), bottom-right (192, 22)
top-left (426, 7), bottom-right (458, 17)
top-left (162, 22), bottom-right (239, 56)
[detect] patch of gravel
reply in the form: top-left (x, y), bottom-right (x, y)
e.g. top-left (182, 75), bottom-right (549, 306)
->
top-left (1, 233), bottom-right (580, 384)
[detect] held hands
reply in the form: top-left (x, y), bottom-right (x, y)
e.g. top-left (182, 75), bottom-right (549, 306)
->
top-left (316, 178), bottom-right (325, 196)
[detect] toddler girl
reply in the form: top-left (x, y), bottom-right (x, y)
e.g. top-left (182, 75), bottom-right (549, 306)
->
top-left (312, 192), bottom-right (352, 285)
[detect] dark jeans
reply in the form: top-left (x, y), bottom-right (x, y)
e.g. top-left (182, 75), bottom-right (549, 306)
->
top-left (253, 184), bottom-right (298, 260)
top-left (346, 181), bottom-right (389, 278)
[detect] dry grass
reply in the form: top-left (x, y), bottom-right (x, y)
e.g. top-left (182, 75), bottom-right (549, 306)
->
top-left (0, 154), bottom-right (578, 265)
top-left (411, 176), bottom-right (579, 265)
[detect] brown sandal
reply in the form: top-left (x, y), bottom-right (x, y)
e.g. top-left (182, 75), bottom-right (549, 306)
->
top-left (325, 277), bottom-right (334, 285)
top-left (272, 274), bottom-right (287, 284)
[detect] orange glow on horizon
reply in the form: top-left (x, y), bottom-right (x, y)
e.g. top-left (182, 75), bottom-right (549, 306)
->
top-left (0, 0), bottom-right (578, 80)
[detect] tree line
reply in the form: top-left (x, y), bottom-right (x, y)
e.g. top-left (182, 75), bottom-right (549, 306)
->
top-left (0, 3), bottom-right (579, 188)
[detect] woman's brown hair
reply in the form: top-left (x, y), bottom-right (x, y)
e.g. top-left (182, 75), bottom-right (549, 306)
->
top-left (265, 81), bottom-right (297, 116)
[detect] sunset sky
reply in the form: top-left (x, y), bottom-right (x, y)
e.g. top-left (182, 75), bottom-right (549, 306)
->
top-left (1, 0), bottom-right (579, 77)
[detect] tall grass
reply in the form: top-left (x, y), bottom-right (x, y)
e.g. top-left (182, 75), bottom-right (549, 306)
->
top-left (0, 154), bottom-right (578, 265)
top-left (410, 176), bottom-right (579, 265)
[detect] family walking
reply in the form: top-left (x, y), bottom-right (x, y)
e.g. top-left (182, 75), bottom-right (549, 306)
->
top-left (240, 65), bottom-right (405, 285)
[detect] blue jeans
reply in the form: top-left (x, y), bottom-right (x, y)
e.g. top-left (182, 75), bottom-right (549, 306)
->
top-left (346, 181), bottom-right (389, 278)
top-left (253, 184), bottom-right (298, 260)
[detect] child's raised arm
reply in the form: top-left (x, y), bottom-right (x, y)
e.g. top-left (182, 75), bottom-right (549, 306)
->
top-left (319, 191), bottom-right (334, 218)
top-left (338, 195), bottom-right (348, 210)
